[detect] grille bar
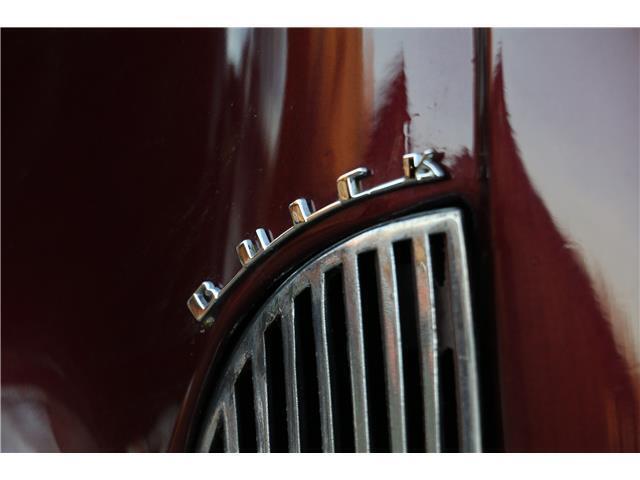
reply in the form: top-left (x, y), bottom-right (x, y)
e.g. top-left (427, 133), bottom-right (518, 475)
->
top-left (445, 227), bottom-right (482, 451)
top-left (342, 253), bottom-right (371, 452)
top-left (195, 208), bottom-right (481, 453)
top-left (377, 245), bottom-right (407, 452)
top-left (311, 272), bottom-right (336, 452)
top-left (281, 302), bottom-right (301, 452)
top-left (413, 234), bottom-right (441, 452)
top-left (253, 333), bottom-right (270, 452)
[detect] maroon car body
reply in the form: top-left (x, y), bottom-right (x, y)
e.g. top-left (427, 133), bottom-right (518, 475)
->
top-left (1, 28), bottom-right (638, 452)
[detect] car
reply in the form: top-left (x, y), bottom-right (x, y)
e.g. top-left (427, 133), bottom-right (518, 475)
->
top-left (2, 27), bottom-right (638, 452)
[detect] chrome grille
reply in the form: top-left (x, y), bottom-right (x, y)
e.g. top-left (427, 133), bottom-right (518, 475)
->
top-left (196, 208), bottom-right (481, 452)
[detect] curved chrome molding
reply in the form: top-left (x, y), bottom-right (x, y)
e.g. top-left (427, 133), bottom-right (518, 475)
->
top-left (188, 150), bottom-right (447, 323)
top-left (195, 208), bottom-right (481, 452)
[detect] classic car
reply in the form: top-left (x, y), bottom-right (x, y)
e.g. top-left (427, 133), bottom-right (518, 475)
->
top-left (2, 27), bottom-right (638, 452)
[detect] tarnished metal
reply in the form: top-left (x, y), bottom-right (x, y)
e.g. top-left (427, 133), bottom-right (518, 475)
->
top-left (236, 239), bottom-right (259, 267)
top-left (255, 228), bottom-right (273, 250)
top-left (187, 152), bottom-right (447, 321)
top-left (412, 235), bottom-right (441, 451)
top-left (187, 281), bottom-right (222, 322)
top-left (402, 149), bottom-right (446, 181)
top-left (342, 253), bottom-right (370, 452)
top-left (376, 245), bottom-right (407, 452)
top-left (195, 208), bottom-right (481, 452)
top-left (337, 167), bottom-right (371, 201)
top-left (289, 198), bottom-right (314, 225)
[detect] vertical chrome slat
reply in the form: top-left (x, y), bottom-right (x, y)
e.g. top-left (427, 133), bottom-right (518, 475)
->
top-left (223, 393), bottom-right (239, 453)
top-left (342, 252), bottom-right (370, 452)
top-left (281, 301), bottom-right (301, 452)
top-left (253, 332), bottom-right (270, 452)
top-left (413, 234), bottom-right (441, 452)
top-left (376, 244), bottom-right (407, 452)
top-left (195, 208), bottom-right (481, 453)
top-left (310, 271), bottom-right (335, 452)
top-left (444, 218), bottom-right (482, 452)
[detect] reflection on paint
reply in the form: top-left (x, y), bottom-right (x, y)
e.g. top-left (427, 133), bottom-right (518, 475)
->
top-left (493, 28), bottom-right (639, 364)
top-left (1, 386), bottom-right (96, 452)
top-left (490, 48), bottom-right (638, 451)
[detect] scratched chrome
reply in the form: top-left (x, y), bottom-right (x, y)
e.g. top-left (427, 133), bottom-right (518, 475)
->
top-left (336, 167), bottom-right (372, 201)
top-left (236, 239), bottom-right (259, 267)
top-left (188, 151), bottom-right (447, 324)
top-left (187, 281), bottom-right (222, 322)
top-left (402, 149), bottom-right (446, 181)
top-left (195, 208), bottom-right (481, 452)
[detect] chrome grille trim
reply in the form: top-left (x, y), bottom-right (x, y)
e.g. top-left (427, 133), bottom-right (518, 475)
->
top-left (413, 235), bottom-right (441, 451)
top-left (310, 273), bottom-right (335, 452)
top-left (188, 150), bottom-right (448, 324)
top-left (253, 332), bottom-right (270, 452)
top-left (195, 208), bottom-right (481, 452)
top-left (281, 305), bottom-right (302, 452)
top-left (377, 245), bottom-right (407, 452)
top-left (342, 253), bottom-right (371, 452)
top-left (446, 230), bottom-right (482, 452)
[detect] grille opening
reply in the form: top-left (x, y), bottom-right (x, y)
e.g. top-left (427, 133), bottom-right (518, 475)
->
top-left (324, 266), bottom-right (355, 452)
top-left (265, 317), bottom-right (288, 452)
top-left (430, 232), bottom-right (460, 452)
top-left (430, 233), bottom-right (453, 343)
top-left (196, 210), bottom-right (481, 453)
top-left (294, 288), bottom-right (322, 452)
top-left (235, 362), bottom-right (258, 452)
top-left (430, 233), bottom-right (447, 287)
top-left (439, 348), bottom-right (460, 452)
top-left (209, 419), bottom-right (225, 452)
top-left (393, 239), bottom-right (426, 453)
top-left (358, 250), bottom-right (390, 452)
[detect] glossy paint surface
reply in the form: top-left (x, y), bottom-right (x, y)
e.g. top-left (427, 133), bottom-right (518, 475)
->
top-left (489, 29), bottom-right (639, 451)
top-left (2, 29), bottom-right (226, 451)
top-left (2, 28), bottom-right (477, 451)
top-left (3, 28), bottom-right (637, 453)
